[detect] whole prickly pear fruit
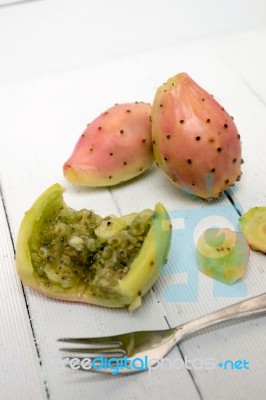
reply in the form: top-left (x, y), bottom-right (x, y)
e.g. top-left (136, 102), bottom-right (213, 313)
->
top-left (152, 73), bottom-right (243, 199)
top-left (64, 102), bottom-right (154, 186)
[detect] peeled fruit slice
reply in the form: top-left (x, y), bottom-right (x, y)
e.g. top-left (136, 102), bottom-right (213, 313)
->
top-left (16, 184), bottom-right (171, 311)
top-left (239, 207), bottom-right (266, 253)
top-left (196, 228), bottom-right (250, 284)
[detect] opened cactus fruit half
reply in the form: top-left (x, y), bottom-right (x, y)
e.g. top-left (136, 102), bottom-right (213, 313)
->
top-left (196, 228), bottom-right (250, 284)
top-left (239, 207), bottom-right (266, 253)
top-left (16, 184), bottom-right (172, 311)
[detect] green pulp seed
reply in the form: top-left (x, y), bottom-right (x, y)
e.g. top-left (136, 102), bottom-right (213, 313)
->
top-left (30, 206), bottom-right (154, 294)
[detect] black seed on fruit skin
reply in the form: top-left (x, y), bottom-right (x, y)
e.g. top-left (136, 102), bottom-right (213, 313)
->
top-left (206, 118), bottom-right (211, 123)
top-left (107, 221), bottom-right (112, 226)
top-left (124, 161), bottom-right (127, 165)
top-left (192, 181), bottom-right (197, 186)
top-left (241, 159), bottom-right (244, 164)
top-left (142, 139), bottom-right (146, 143)
top-left (81, 134), bottom-right (85, 137)
top-left (233, 158), bottom-right (237, 163)
top-left (209, 137), bottom-right (215, 143)
top-left (187, 158), bottom-right (192, 164)
top-left (149, 116), bottom-right (152, 122)
top-left (225, 179), bottom-right (230, 184)
top-left (98, 126), bottom-right (102, 131)
top-left (217, 147), bottom-right (222, 152)
top-left (90, 148), bottom-right (93, 152)
top-left (152, 140), bottom-right (156, 145)
top-left (138, 290), bottom-right (142, 296)
top-left (179, 119), bottom-right (184, 124)
top-left (150, 261), bottom-right (154, 267)
top-left (139, 167), bottom-right (143, 172)
top-left (211, 168), bottom-right (216, 173)
top-left (166, 134), bottom-right (171, 139)
top-left (164, 156), bottom-right (168, 161)
top-left (159, 104), bottom-right (163, 108)
top-left (237, 134), bottom-right (241, 139)
top-left (126, 109), bottom-right (131, 113)
top-left (224, 123), bottom-right (228, 128)
top-left (172, 176), bottom-right (177, 182)
top-left (103, 111), bottom-right (108, 115)
top-left (201, 98), bottom-right (205, 102)
top-left (109, 176), bottom-right (112, 179)
top-left (110, 152), bottom-right (113, 156)
top-left (221, 107), bottom-right (225, 111)
top-left (164, 89), bottom-right (167, 92)
top-left (236, 174), bottom-right (242, 181)
top-left (120, 129), bottom-right (124, 134)
top-left (231, 116), bottom-right (234, 120)
top-left (227, 247), bottom-right (231, 251)
top-left (195, 136), bottom-right (201, 141)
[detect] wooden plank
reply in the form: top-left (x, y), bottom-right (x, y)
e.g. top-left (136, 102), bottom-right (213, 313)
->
top-left (0, 195), bottom-right (46, 399)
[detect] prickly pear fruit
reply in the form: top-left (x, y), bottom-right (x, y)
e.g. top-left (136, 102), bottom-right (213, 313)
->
top-left (239, 207), bottom-right (266, 253)
top-left (64, 102), bottom-right (154, 186)
top-left (196, 228), bottom-right (250, 284)
top-left (152, 73), bottom-right (243, 199)
top-left (16, 184), bottom-right (171, 311)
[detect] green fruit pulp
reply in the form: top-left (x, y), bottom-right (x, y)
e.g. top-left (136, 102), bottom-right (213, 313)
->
top-left (239, 207), bottom-right (266, 253)
top-left (16, 184), bottom-right (171, 310)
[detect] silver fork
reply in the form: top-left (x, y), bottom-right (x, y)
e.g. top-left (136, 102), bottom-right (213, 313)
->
top-left (59, 293), bottom-right (266, 374)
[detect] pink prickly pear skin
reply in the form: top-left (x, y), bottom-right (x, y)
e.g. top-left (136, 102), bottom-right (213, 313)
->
top-left (64, 102), bottom-right (154, 186)
top-left (152, 73), bottom-right (243, 200)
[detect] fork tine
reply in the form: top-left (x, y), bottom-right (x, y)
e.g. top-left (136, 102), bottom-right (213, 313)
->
top-left (60, 348), bottom-right (127, 358)
top-left (58, 337), bottom-right (122, 347)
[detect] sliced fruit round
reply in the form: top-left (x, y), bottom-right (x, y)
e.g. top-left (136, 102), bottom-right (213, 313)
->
top-left (196, 228), bottom-right (250, 284)
top-left (16, 183), bottom-right (171, 311)
top-left (239, 207), bottom-right (266, 253)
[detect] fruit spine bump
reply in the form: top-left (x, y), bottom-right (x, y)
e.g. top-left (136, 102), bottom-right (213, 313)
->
top-left (151, 72), bottom-right (243, 200)
top-left (64, 102), bottom-right (154, 187)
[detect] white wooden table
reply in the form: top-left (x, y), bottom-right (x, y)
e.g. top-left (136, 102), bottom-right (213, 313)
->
top-left (1, 1), bottom-right (266, 399)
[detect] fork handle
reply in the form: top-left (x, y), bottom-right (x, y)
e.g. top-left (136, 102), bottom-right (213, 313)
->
top-left (177, 292), bottom-right (266, 340)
